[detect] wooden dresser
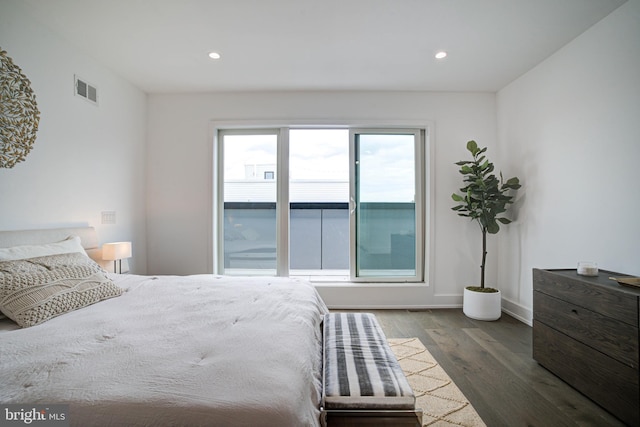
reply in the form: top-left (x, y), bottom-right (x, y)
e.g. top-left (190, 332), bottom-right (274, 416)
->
top-left (532, 268), bottom-right (640, 426)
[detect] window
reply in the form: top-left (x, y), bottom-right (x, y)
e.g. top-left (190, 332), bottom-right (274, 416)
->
top-left (220, 130), bottom-right (278, 275)
top-left (215, 127), bottom-right (425, 282)
top-left (289, 129), bottom-right (349, 275)
top-left (351, 130), bottom-right (423, 280)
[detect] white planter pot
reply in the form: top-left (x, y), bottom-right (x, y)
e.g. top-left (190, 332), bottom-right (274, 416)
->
top-left (463, 288), bottom-right (501, 321)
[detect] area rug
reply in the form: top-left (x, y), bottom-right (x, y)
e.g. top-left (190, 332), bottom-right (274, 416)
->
top-left (389, 338), bottom-right (486, 427)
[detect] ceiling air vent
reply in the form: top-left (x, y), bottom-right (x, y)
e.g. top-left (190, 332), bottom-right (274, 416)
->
top-left (74, 75), bottom-right (98, 105)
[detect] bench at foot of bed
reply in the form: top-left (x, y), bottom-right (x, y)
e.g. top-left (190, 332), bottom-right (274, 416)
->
top-left (321, 312), bottom-right (422, 427)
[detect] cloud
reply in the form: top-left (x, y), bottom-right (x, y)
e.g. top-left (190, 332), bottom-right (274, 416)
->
top-left (223, 129), bottom-right (417, 202)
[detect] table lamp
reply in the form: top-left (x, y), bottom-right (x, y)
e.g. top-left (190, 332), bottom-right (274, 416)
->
top-left (102, 241), bottom-right (132, 274)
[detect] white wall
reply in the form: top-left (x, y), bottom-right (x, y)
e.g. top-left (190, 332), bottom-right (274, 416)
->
top-left (147, 91), bottom-right (497, 307)
top-left (497, 0), bottom-right (640, 323)
top-left (0, 2), bottom-right (148, 273)
top-left (6, 1), bottom-right (633, 314)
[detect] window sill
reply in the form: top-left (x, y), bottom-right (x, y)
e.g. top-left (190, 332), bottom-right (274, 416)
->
top-left (291, 270), bottom-right (425, 286)
top-left (305, 280), bottom-right (428, 287)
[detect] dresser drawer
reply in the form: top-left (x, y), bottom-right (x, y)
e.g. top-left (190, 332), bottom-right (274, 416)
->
top-left (533, 321), bottom-right (639, 427)
top-left (534, 290), bottom-right (638, 368)
top-left (533, 269), bottom-right (638, 326)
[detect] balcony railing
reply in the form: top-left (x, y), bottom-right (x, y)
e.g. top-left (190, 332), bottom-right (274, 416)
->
top-left (223, 202), bottom-right (415, 273)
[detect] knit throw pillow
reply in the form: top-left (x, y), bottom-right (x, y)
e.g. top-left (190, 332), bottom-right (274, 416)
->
top-left (0, 252), bottom-right (123, 327)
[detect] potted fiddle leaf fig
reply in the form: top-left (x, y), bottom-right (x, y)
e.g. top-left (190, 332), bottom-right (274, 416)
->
top-left (451, 140), bottom-right (521, 320)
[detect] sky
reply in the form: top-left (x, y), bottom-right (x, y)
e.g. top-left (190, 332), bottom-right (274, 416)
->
top-left (223, 129), bottom-right (415, 202)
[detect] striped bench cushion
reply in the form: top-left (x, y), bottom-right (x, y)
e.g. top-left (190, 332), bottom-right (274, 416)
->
top-left (323, 313), bottom-right (415, 410)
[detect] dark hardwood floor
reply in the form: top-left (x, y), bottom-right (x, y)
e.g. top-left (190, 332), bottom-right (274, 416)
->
top-left (340, 309), bottom-right (627, 427)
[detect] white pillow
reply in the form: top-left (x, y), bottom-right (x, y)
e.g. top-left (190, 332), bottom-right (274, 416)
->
top-left (0, 235), bottom-right (87, 261)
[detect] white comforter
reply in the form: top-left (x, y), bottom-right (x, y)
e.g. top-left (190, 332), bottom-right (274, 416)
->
top-left (0, 274), bottom-right (328, 426)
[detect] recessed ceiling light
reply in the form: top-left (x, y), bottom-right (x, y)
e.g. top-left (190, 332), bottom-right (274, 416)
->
top-left (208, 52), bottom-right (221, 60)
top-left (435, 51), bottom-right (447, 60)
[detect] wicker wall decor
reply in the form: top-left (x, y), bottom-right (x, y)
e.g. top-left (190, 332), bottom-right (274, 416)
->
top-left (0, 48), bottom-right (40, 168)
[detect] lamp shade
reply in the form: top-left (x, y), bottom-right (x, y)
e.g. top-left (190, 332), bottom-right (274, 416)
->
top-left (102, 241), bottom-right (132, 261)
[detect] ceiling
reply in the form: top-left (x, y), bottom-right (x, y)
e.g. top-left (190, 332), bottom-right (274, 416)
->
top-left (18, 0), bottom-right (627, 93)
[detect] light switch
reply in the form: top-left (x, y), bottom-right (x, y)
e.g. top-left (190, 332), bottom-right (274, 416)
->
top-left (101, 211), bottom-right (116, 224)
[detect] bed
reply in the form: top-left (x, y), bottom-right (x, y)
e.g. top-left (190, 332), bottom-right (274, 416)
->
top-left (0, 227), bottom-right (328, 426)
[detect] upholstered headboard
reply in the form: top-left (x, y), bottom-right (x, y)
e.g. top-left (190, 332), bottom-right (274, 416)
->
top-left (0, 227), bottom-right (103, 265)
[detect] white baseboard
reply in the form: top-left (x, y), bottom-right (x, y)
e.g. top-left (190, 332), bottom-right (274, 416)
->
top-left (315, 284), bottom-right (533, 326)
top-left (501, 297), bottom-right (533, 326)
